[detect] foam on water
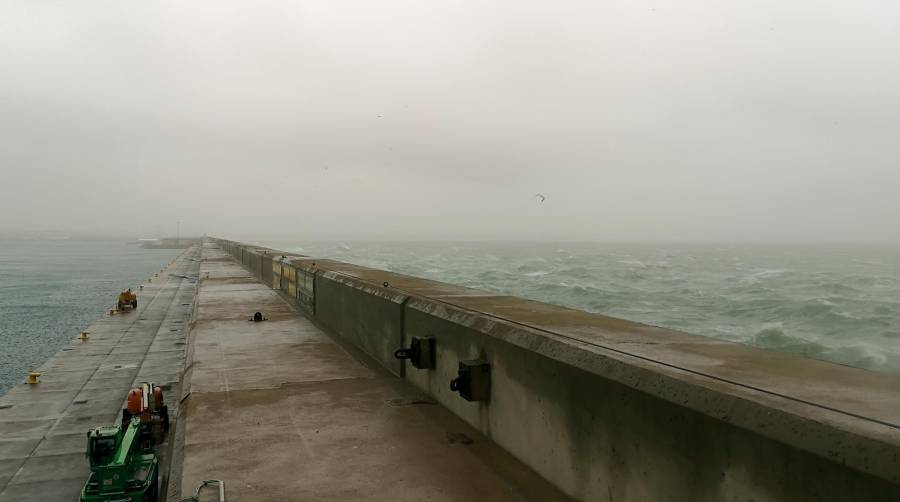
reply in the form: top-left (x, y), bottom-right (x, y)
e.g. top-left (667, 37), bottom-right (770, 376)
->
top-left (263, 240), bottom-right (900, 375)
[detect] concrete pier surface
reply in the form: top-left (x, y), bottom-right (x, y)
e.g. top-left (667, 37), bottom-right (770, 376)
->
top-left (0, 247), bottom-right (200, 501)
top-left (172, 242), bottom-right (567, 500)
top-left (4, 236), bottom-right (900, 501)
top-left (212, 238), bottom-right (900, 501)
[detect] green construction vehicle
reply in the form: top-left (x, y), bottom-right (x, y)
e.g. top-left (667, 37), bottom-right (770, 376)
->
top-left (80, 416), bottom-right (159, 502)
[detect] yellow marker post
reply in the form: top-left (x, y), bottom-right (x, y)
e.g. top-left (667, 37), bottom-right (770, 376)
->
top-left (26, 372), bottom-right (41, 384)
top-left (79, 331), bottom-right (90, 341)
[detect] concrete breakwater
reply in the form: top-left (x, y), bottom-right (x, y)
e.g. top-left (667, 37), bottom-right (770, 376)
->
top-left (173, 239), bottom-right (567, 500)
top-left (214, 237), bottom-right (900, 501)
top-left (2, 237), bottom-right (900, 501)
top-left (0, 246), bottom-right (200, 501)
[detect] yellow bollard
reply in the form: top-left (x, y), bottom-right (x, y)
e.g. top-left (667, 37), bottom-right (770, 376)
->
top-left (79, 331), bottom-right (90, 341)
top-left (26, 372), bottom-right (41, 384)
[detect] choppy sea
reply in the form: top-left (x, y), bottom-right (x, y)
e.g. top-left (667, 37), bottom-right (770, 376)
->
top-left (2, 239), bottom-right (898, 396)
top-left (0, 240), bottom-right (182, 395)
top-left (260, 240), bottom-right (900, 375)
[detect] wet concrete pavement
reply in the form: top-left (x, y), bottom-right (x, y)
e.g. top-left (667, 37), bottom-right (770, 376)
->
top-left (174, 242), bottom-right (567, 501)
top-left (0, 246), bottom-right (200, 501)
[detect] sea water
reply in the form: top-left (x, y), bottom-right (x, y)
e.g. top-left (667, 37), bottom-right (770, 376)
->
top-left (2, 239), bottom-right (897, 396)
top-left (260, 240), bottom-right (900, 375)
top-left (0, 240), bottom-right (182, 395)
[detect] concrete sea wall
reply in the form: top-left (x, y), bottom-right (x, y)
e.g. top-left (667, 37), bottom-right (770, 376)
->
top-left (213, 238), bottom-right (900, 501)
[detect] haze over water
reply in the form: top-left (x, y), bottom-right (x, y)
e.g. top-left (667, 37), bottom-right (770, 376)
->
top-left (261, 239), bottom-right (900, 374)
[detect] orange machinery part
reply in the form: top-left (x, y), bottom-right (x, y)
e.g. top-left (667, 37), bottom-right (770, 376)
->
top-left (152, 387), bottom-right (164, 411)
top-left (126, 388), bottom-right (143, 414)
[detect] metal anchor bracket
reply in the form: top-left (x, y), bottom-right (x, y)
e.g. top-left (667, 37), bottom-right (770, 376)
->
top-left (450, 359), bottom-right (490, 402)
top-left (394, 336), bottom-right (436, 370)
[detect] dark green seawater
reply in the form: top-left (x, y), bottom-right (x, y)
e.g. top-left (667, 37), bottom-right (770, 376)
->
top-left (3, 239), bottom-right (898, 396)
top-left (260, 240), bottom-right (900, 375)
top-left (0, 240), bottom-right (182, 396)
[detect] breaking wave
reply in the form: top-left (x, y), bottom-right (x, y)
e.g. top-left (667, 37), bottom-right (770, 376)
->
top-left (750, 322), bottom-right (897, 370)
top-left (261, 240), bottom-right (900, 375)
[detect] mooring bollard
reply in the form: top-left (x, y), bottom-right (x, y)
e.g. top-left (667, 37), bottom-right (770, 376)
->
top-left (79, 331), bottom-right (90, 341)
top-left (26, 372), bottom-right (41, 384)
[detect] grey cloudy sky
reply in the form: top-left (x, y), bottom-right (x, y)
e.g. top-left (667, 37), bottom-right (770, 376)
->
top-left (1, 0), bottom-right (898, 242)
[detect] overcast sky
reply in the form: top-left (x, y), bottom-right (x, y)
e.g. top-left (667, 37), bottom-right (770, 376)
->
top-left (1, 0), bottom-right (898, 243)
